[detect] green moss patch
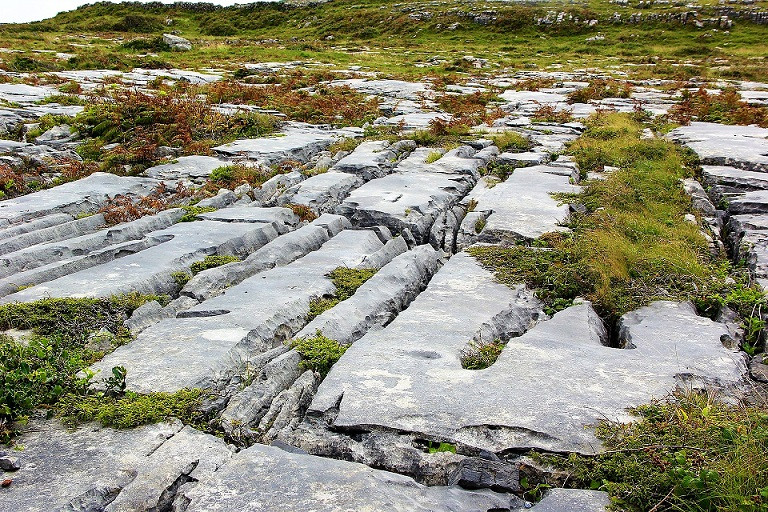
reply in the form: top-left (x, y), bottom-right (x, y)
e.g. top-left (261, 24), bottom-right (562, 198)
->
top-left (290, 331), bottom-right (348, 377)
top-left (307, 267), bottom-right (378, 321)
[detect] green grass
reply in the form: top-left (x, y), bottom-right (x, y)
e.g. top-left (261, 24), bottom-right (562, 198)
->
top-left (307, 267), bottom-right (378, 321)
top-left (0, 294), bottom-right (167, 441)
top-left (0, 0), bottom-right (765, 82)
top-left (189, 255), bottom-right (240, 275)
top-left (289, 331), bottom-right (348, 377)
top-left (460, 338), bottom-right (504, 370)
top-left (536, 391), bottom-right (768, 512)
top-left (57, 388), bottom-right (207, 430)
top-left (491, 132), bottom-right (532, 153)
top-left (470, 112), bottom-right (766, 344)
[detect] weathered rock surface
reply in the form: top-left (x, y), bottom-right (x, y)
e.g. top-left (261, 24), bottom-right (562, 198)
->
top-left (90, 228), bottom-right (391, 393)
top-left (142, 156), bottom-right (230, 183)
top-left (1, 214), bottom-right (286, 303)
top-left (336, 146), bottom-right (491, 244)
top-left (163, 33), bottom-right (192, 51)
top-left (277, 171), bottom-right (363, 213)
top-left (308, 254), bottom-right (746, 455)
top-left (533, 488), bottom-right (611, 512)
top-left (177, 443), bottom-right (522, 512)
top-left (329, 139), bottom-right (414, 180)
top-left (474, 164), bottom-right (579, 242)
top-left (5, 419), bottom-right (183, 512)
top-left (294, 243), bottom-right (439, 344)
top-left (180, 214), bottom-right (348, 303)
top-left (0, 172), bottom-right (158, 224)
top-left (214, 123), bottom-right (360, 165)
top-left (668, 122), bottom-right (768, 172)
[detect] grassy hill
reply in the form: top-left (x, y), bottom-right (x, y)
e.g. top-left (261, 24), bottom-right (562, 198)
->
top-left (0, 0), bottom-right (767, 80)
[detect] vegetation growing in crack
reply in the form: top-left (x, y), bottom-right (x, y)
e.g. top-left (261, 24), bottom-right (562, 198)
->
top-left (665, 87), bottom-right (768, 128)
top-left (179, 205), bottom-right (217, 222)
top-left (566, 79), bottom-right (632, 104)
top-left (73, 88), bottom-right (279, 173)
top-left (0, 294), bottom-right (168, 442)
top-left (534, 391), bottom-right (768, 512)
top-left (460, 338), bottom-right (504, 370)
top-left (470, 112), bottom-right (767, 354)
top-left (189, 255), bottom-right (241, 275)
top-left (307, 267), bottom-right (378, 321)
top-left (491, 131), bottom-right (532, 153)
top-left (290, 331), bottom-right (348, 377)
top-left (56, 388), bottom-right (208, 430)
top-left (481, 161), bottom-right (516, 181)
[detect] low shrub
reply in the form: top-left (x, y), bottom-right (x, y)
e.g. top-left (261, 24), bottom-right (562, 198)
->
top-left (460, 338), bottom-right (504, 369)
top-left (290, 331), bottom-right (348, 377)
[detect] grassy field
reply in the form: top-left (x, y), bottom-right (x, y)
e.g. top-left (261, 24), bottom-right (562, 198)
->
top-left (0, 0), bottom-right (766, 81)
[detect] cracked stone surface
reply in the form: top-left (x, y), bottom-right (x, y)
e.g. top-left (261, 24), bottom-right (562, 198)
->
top-left (310, 255), bottom-right (746, 454)
top-left (177, 443), bottom-right (522, 512)
top-left (89, 229), bottom-right (390, 393)
top-left (0, 172), bottom-right (159, 224)
top-left (6, 67), bottom-right (766, 511)
top-left (1, 217), bottom-right (286, 303)
top-left (213, 123), bottom-right (361, 165)
top-left (667, 122), bottom-right (768, 172)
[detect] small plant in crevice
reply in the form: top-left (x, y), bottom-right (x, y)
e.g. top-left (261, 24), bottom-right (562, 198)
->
top-left (103, 365), bottom-right (127, 397)
top-left (189, 255), bottom-right (240, 275)
top-left (425, 150), bottom-right (444, 164)
top-left (306, 267), bottom-right (378, 321)
top-left (482, 161), bottom-right (516, 181)
top-left (171, 270), bottom-right (192, 289)
top-left (491, 131), bottom-right (532, 152)
top-left (427, 441), bottom-right (457, 454)
top-left (460, 338), bottom-right (505, 370)
top-left (474, 217), bottom-right (487, 234)
top-left (289, 331), bottom-right (348, 377)
top-left (287, 203), bottom-right (318, 223)
top-left (179, 205), bottom-right (216, 222)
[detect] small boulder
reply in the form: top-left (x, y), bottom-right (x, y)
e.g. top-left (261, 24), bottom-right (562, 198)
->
top-left (163, 33), bottom-right (192, 51)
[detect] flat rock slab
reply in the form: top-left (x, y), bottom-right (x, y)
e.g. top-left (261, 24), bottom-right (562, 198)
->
top-left (667, 122), bottom-right (768, 172)
top-left (310, 253), bottom-right (746, 454)
top-left (197, 206), bottom-right (298, 225)
top-left (0, 172), bottom-right (159, 224)
top-left (533, 489), bottom-right (610, 512)
top-left (142, 155), bottom-right (230, 182)
top-left (379, 112), bottom-right (451, 129)
top-left (332, 78), bottom-right (433, 101)
top-left (90, 229), bottom-right (386, 393)
top-left (1, 219), bottom-right (277, 303)
top-left (330, 140), bottom-right (404, 180)
top-left (728, 190), bottom-right (768, 215)
top-left (277, 171), bottom-right (363, 213)
top-left (0, 83), bottom-right (58, 104)
top-left (476, 164), bottom-right (579, 241)
top-left (214, 123), bottom-right (360, 165)
top-left (5, 419), bottom-right (232, 512)
top-left (701, 165), bottom-right (768, 191)
top-left (178, 443), bottom-right (520, 512)
top-left (336, 146), bottom-right (489, 242)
